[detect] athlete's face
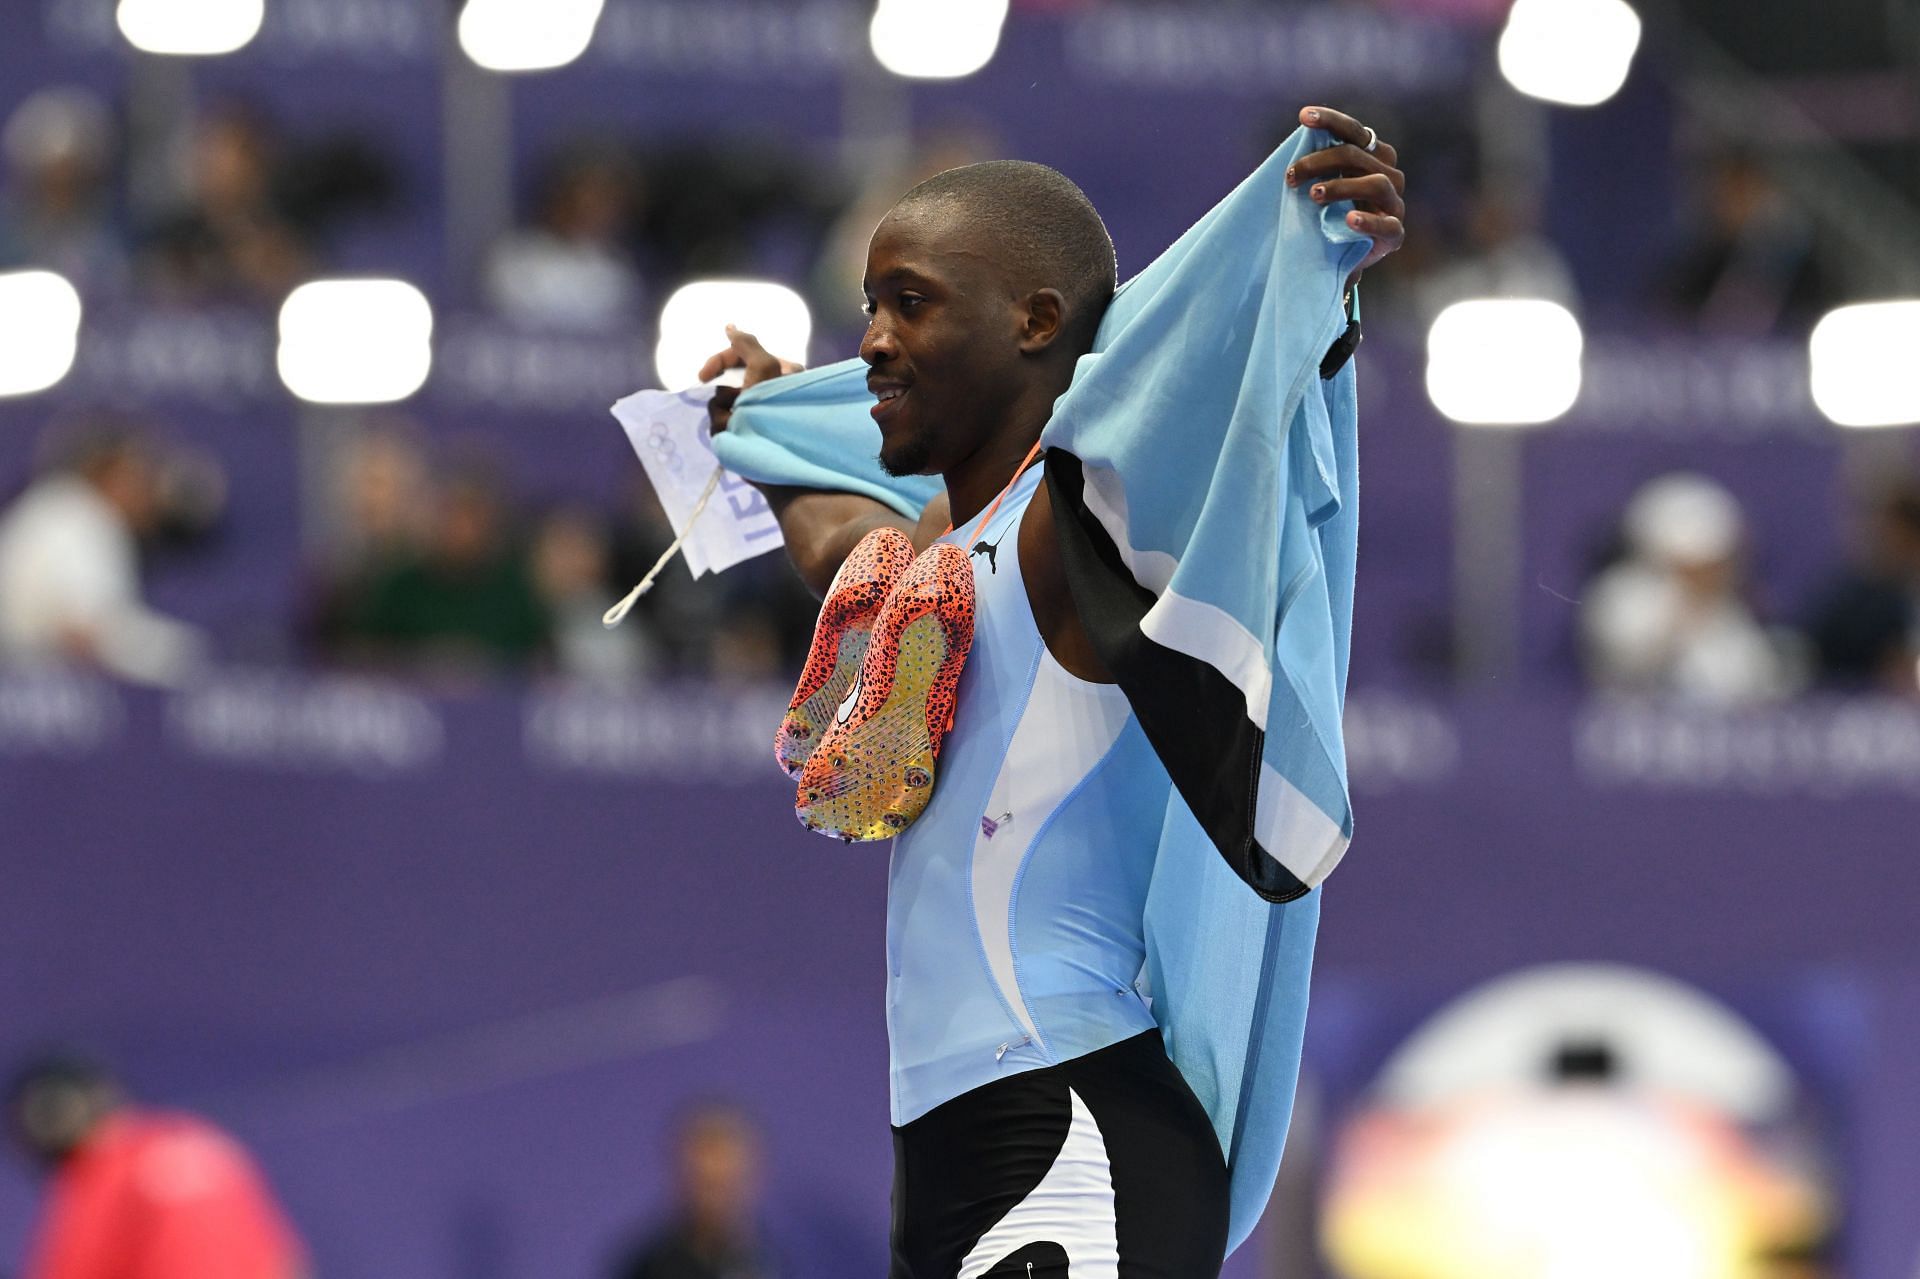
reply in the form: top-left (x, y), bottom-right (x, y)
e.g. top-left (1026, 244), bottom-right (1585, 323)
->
top-left (860, 206), bottom-right (1032, 478)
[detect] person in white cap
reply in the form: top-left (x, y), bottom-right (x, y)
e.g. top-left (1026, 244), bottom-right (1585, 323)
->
top-left (1581, 472), bottom-right (1799, 703)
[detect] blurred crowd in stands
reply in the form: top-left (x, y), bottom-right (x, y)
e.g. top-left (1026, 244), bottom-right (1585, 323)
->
top-left (13, 407), bottom-right (1920, 705)
top-left (305, 422), bottom-right (817, 686)
top-left (0, 410), bottom-right (822, 690)
top-left (1578, 472), bottom-right (1920, 703)
top-left (1, 81), bottom-right (1850, 332)
top-left (2, 88), bottom-right (395, 307)
top-left (0, 82), bottom-right (1894, 704)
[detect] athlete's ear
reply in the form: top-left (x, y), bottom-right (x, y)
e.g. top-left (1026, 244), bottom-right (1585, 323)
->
top-left (1017, 288), bottom-right (1067, 355)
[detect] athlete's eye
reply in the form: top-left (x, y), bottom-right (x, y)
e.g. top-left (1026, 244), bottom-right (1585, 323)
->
top-left (898, 292), bottom-right (926, 311)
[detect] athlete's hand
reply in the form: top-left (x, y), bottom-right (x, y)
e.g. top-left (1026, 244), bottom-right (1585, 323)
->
top-left (1287, 105), bottom-right (1406, 278)
top-left (700, 325), bottom-right (804, 435)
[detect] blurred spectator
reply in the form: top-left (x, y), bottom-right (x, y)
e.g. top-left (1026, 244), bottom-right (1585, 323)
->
top-left (1804, 485), bottom-right (1920, 692)
top-left (608, 480), bottom-right (817, 682)
top-left (612, 1103), bottom-right (776, 1279)
top-left (632, 144), bottom-right (840, 293)
top-left (532, 507), bottom-right (653, 683)
top-left (811, 124), bottom-right (997, 333)
top-left (1412, 186), bottom-right (1578, 322)
top-left (7, 1055), bottom-right (307, 1279)
top-left (330, 464), bottom-right (547, 677)
top-left (1661, 150), bottom-right (1840, 334)
top-left (1580, 474), bottom-right (1801, 704)
top-left (0, 88), bottom-right (126, 294)
top-left (142, 103), bottom-right (311, 304)
top-left (487, 145), bottom-right (644, 330)
top-left (0, 421), bottom-right (208, 686)
top-left (308, 425), bottom-right (433, 656)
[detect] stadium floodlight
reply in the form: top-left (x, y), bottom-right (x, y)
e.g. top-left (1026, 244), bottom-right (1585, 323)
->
top-left (115, 0), bottom-right (264, 56)
top-left (869, 0), bottom-right (1010, 80)
top-left (1810, 300), bottom-right (1920, 428)
top-left (277, 280), bottom-right (433, 405)
top-left (654, 281), bottom-right (812, 391)
top-left (0, 271), bottom-right (83, 399)
top-left (1497, 0), bottom-right (1642, 108)
top-left (458, 0), bottom-right (606, 73)
top-left (1426, 299), bottom-right (1583, 426)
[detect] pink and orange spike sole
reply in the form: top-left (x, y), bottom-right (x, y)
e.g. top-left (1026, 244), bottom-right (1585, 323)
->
top-left (785, 539), bottom-right (976, 842)
top-left (774, 526), bottom-right (916, 778)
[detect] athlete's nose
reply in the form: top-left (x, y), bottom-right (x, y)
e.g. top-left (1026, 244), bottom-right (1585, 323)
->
top-left (860, 314), bottom-right (898, 367)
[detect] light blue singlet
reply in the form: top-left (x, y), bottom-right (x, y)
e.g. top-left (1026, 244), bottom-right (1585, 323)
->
top-left (886, 462), bottom-right (1171, 1126)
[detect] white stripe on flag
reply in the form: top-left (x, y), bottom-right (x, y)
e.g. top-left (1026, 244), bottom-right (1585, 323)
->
top-left (1081, 466), bottom-right (1273, 730)
top-left (1255, 762), bottom-right (1349, 888)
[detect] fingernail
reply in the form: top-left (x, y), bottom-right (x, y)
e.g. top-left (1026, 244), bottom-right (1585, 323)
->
top-left (1306, 108), bottom-right (1321, 122)
top-left (1311, 185), bottom-right (1326, 201)
top-left (1286, 166), bottom-right (1296, 184)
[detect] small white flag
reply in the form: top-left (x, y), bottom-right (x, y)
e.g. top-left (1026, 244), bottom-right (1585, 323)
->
top-left (603, 388), bottom-right (784, 627)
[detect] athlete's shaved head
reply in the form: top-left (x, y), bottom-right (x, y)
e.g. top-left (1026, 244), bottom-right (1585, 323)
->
top-left (860, 160), bottom-right (1116, 485)
top-left (890, 160), bottom-right (1117, 350)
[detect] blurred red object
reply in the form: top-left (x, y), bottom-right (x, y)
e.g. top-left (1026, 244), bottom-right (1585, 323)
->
top-left (26, 1110), bottom-right (306, 1279)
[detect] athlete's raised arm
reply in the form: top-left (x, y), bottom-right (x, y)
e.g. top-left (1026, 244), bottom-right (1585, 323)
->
top-left (700, 326), bottom-right (918, 597)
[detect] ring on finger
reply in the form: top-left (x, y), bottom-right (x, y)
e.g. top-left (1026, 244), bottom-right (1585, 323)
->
top-left (1361, 125), bottom-right (1379, 153)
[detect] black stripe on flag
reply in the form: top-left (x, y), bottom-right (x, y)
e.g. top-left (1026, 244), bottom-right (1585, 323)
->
top-left (1046, 451), bottom-right (1310, 904)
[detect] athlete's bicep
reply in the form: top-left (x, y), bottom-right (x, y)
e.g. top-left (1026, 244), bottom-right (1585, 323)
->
top-left (1027, 480), bottom-right (1115, 683)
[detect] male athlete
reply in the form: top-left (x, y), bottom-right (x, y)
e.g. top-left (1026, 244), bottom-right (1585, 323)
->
top-left (702, 106), bottom-right (1405, 1277)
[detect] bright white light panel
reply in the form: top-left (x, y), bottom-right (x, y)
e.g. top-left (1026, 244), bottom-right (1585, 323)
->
top-left (116, 0), bottom-right (264, 56)
top-left (277, 279), bottom-right (434, 405)
top-left (870, 0), bottom-right (1010, 80)
top-left (654, 281), bottom-right (812, 391)
top-left (1426, 299), bottom-right (1584, 427)
top-left (0, 271), bottom-right (83, 398)
top-left (458, 0), bottom-right (606, 73)
top-left (1810, 300), bottom-right (1920, 428)
top-left (1498, 0), bottom-right (1642, 108)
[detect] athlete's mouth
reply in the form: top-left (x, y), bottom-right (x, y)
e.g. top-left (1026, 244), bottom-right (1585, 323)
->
top-left (869, 378), bottom-right (911, 422)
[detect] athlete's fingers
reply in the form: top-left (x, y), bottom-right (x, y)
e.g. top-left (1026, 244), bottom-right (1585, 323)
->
top-left (707, 383), bottom-right (741, 435)
top-left (1287, 144), bottom-right (1405, 195)
top-left (1348, 211), bottom-right (1406, 270)
top-left (695, 343), bottom-right (743, 384)
top-left (727, 325), bottom-right (782, 384)
top-left (1351, 133), bottom-right (1398, 169)
top-left (1297, 106), bottom-right (1399, 167)
top-left (1308, 173), bottom-right (1406, 221)
top-left (696, 325), bottom-right (787, 386)
top-left (728, 326), bottom-right (805, 389)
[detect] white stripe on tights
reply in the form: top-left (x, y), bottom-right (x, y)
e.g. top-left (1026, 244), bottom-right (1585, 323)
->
top-left (956, 1088), bottom-right (1120, 1278)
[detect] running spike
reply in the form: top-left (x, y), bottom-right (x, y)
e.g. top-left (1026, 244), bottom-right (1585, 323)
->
top-left (795, 541), bottom-right (975, 840)
top-left (775, 525), bottom-right (915, 777)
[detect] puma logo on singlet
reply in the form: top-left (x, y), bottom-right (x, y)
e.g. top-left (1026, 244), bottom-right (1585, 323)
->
top-left (970, 535), bottom-right (1004, 573)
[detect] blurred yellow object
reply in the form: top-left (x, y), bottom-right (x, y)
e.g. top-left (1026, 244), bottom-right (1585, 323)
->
top-left (1323, 1089), bottom-right (1826, 1279)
